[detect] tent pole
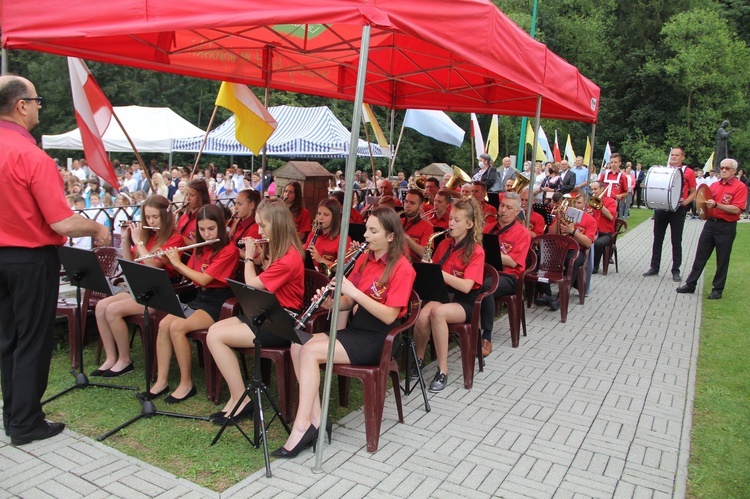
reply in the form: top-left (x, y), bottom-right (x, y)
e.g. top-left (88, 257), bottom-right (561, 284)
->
top-left (387, 108), bottom-right (396, 180)
top-left (361, 113), bottom-right (377, 190)
top-left (112, 111), bottom-right (154, 192)
top-left (261, 84), bottom-right (270, 191)
top-left (388, 122), bottom-right (406, 174)
top-left (313, 24), bottom-right (371, 473)
top-left (1, 49), bottom-right (7, 75)
top-left (524, 96), bottom-right (542, 227)
top-left (589, 123), bottom-right (597, 177)
top-left (190, 105), bottom-right (218, 179)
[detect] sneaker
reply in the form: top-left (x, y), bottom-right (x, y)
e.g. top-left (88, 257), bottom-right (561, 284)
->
top-left (411, 358), bottom-right (424, 380)
top-left (429, 369), bottom-right (448, 392)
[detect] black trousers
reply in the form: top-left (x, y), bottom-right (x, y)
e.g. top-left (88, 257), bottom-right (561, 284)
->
top-left (480, 274), bottom-right (517, 340)
top-left (0, 246), bottom-right (60, 436)
top-left (593, 233), bottom-right (612, 269)
top-left (650, 206), bottom-right (687, 272)
top-left (635, 181), bottom-right (643, 207)
top-left (685, 219), bottom-right (737, 292)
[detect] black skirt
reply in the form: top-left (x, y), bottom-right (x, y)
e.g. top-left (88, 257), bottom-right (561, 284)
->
top-left (187, 287), bottom-right (233, 322)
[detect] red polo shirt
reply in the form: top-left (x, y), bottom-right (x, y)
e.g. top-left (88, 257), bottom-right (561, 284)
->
top-left (349, 252), bottom-right (415, 319)
top-left (230, 217), bottom-right (261, 247)
top-left (430, 210), bottom-right (451, 230)
top-left (480, 202), bottom-right (498, 234)
top-left (305, 230), bottom-right (352, 267)
top-left (589, 196), bottom-right (617, 234)
top-left (402, 215), bottom-right (433, 262)
top-left (526, 210), bottom-right (546, 237)
top-left (497, 221), bottom-right (531, 279)
top-left (258, 246), bottom-right (304, 310)
top-left (349, 208), bottom-right (364, 224)
top-left (679, 165), bottom-right (697, 201)
top-left (598, 170), bottom-right (629, 199)
top-left (136, 231), bottom-right (185, 278)
top-left (710, 177), bottom-right (748, 222)
top-left (0, 121), bottom-right (71, 247)
top-left (187, 243), bottom-right (239, 288)
top-left (177, 210), bottom-right (198, 244)
top-left (574, 212), bottom-right (598, 244)
top-left (293, 207), bottom-right (312, 238)
top-left (432, 238), bottom-right (485, 291)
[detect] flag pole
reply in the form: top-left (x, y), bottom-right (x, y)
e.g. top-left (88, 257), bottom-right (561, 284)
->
top-left (388, 122), bottom-right (406, 173)
top-left (515, 0), bottom-right (539, 171)
top-left (387, 108), bottom-right (396, 181)
top-left (111, 111), bottom-right (154, 193)
top-left (361, 113), bottom-right (377, 188)
top-left (190, 105), bottom-right (219, 179)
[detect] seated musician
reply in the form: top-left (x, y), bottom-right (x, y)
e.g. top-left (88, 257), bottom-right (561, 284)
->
top-left (378, 178), bottom-right (402, 207)
top-left (274, 207), bottom-right (415, 457)
top-left (479, 192), bottom-right (531, 357)
top-left (91, 195), bottom-right (184, 377)
top-left (536, 189), bottom-right (596, 311)
top-left (401, 189), bottom-right (434, 262)
top-left (282, 180), bottom-right (311, 242)
top-left (422, 177), bottom-right (440, 212)
top-left (429, 189), bottom-right (453, 230)
top-left (470, 180), bottom-right (498, 234)
top-left (176, 179), bottom-right (211, 245)
top-left (588, 181), bottom-right (617, 274)
top-left (229, 189), bottom-right (262, 255)
top-left (145, 205), bottom-right (238, 403)
top-left (329, 190), bottom-right (363, 224)
top-left (306, 198), bottom-right (352, 273)
top-left (413, 198), bottom-right (485, 392)
top-left (460, 183), bottom-right (473, 198)
top-left (207, 199), bottom-right (305, 425)
top-left (520, 188), bottom-right (546, 238)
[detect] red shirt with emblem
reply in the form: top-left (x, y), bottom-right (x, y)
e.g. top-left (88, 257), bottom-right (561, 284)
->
top-left (0, 121), bottom-right (71, 247)
top-left (136, 231), bottom-right (185, 278)
top-left (598, 170), bottom-right (629, 199)
top-left (258, 246), bottom-right (304, 310)
top-left (432, 237), bottom-right (485, 291)
top-left (497, 221), bottom-right (531, 279)
top-left (177, 210), bottom-right (198, 244)
top-left (679, 165), bottom-right (697, 201)
top-left (710, 177), bottom-right (748, 222)
top-left (305, 230), bottom-right (352, 267)
top-left (187, 243), bottom-right (239, 288)
top-left (349, 252), bottom-right (416, 319)
top-left (589, 196), bottom-right (617, 234)
top-left (402, 215), bottom-right (434, 262)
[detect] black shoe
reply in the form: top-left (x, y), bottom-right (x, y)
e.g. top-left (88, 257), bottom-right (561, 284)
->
top-left (708, 290), bottom-right (723, 300)
top-left (676, 284), bottom-right (695, 294)
top-left (209, 411), bottom-right (226, 421)
top-left (672, 271), bottom-right (681, 282)
top-left (534, 294), bottom-right (552, 306)
top-left (139, 385), bottom-right (170, 401)
top-left (102, 362), bottom-right (134, 378)
top-left (164, 386), bottom-right (197, 404)
top-left (10, 421), bottom-right (65, 446)
top-left (410, 358), bottom-right (424, 380)
top-left (429, 369), bottom-right (448, 393)
top-left (592, 268), bottom-right (599, 274)
top-left (643, 268), bottom-right (659, 277)
top-left (548, 299), bottom-right (560, 312)
top-left (212, 401), bottom-right (253, 425)
top-left (89, 368), bottom-right (110, 377)
top-left (271, 424), bottom-right (317, 458)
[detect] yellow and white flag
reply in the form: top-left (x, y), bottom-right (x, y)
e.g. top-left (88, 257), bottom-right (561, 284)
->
top-left (215, 82), bottom-right (277, 155)
top-left (362, 103), bottom-right (391, 158)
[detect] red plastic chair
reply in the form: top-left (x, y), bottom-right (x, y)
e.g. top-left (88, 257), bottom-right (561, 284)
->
top-left (495, 251), bottom-right (536, 348)
top-left (524, 235), bottom-right (580, 323)
top-left (602, 218), bottom-right (628, 275)
top-left (332, 290), bottom-right (421, 452)
top-left (58, 246), bottom-right (121, 370)
top-left (448, 264), bottom-right (499, 389)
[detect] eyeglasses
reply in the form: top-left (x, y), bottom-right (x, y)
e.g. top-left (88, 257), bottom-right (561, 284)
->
top-left (719, 166), bottom-right (734, 171)
top-left (20, 96), bottom-right (44, 106)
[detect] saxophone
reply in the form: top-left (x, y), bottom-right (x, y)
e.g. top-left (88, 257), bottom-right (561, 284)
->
top-left (422, 229), bottom-right (451, 262)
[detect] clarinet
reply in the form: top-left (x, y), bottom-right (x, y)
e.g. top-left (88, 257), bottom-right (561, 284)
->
top-left (294, 242), bottom-right (369, 329)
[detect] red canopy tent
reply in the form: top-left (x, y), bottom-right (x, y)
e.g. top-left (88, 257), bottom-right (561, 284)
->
top-left (0, 0), bottom-right (599, 122)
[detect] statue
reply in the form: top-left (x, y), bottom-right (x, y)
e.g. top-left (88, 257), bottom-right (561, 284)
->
top-left (714, 120), bottom-right (734, 168)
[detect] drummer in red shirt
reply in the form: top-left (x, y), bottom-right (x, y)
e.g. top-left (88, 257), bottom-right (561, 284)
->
top-left (536, 189), bottom-right (596, 311)
top-left (306, 198), bottom-right (352, 274)
top-left (428, 189), bottom-right (452, 230)
top-left (401, 189), bottom-right (434, 262)
top-left (677, 158), bottom-right (748, 299)
top-left (588, 181), bottom-right (618, 274)
top-left (644, 147), bottom-right (697, 281)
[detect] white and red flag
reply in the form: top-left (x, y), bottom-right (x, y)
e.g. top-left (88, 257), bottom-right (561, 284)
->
top-left (67, 57), bottom-right (119, 190)
top-left (553, 130), bottom-right (562, 163)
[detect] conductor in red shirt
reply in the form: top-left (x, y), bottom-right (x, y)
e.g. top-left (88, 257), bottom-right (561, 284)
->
top-left (0, 75), bottom-right (110, 446)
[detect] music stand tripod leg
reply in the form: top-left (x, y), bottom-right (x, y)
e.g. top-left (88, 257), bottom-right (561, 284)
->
top-left (400, 331), bottom-right (430, 413)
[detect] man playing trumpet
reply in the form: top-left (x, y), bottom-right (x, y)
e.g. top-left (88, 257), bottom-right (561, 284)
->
top-left (588, 181), bottom-right (617, 274)
top-left (427, 189), bottom-right (453, 230)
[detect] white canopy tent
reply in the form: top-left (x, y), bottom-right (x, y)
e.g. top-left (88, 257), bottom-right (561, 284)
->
top-left (42, 105), bottom-right (205, 154)
top-left (172, 105), bottom-right (388, 158)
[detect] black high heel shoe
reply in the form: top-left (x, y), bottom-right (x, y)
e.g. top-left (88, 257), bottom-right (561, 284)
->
top-left (211, 402), bottom-right (254, 426)
top-left (271, 425), bottom-right (317, 458)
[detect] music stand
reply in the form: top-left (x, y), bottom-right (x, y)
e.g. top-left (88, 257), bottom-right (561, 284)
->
top-left (43, 247), bottom-right (136, 405)
top-left (412, 263), bottom-right (450, 303)
top-left (98, 259), bottom-right (209, 442)
top-left (216, 280), bottom-right (305, 477)
top-left (482, 234), bottom-right (505, 272)
top-left (487, 192), bottom-right (500, 210)
top-left (348, 223), bottom-right (366, 243)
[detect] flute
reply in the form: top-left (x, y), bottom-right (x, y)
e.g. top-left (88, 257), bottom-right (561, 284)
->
top-left (134, 239), bottom-right (219, 262)
top-left (236, 237), bottom-right (268, 248)
top-left (119, 220), bottom-right (159, 230)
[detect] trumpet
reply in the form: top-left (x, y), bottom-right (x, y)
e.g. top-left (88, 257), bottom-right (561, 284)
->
top-left (420, 209), bottom-right (436, 221)
top-left (236, 237), bottom-right (269, 248)
top-left (134, 239), bottom-right (219, 262)
top-left (588, 190), bottom-right (603, 210)
top-left (294, 242), bottom-right (370, 329)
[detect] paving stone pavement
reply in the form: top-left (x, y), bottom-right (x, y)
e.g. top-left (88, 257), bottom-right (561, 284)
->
top-left (1, 216), bottom-right (716, 498)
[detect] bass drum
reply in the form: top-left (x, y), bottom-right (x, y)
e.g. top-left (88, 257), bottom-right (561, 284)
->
top-left (644, 166), bottom-right (683, 211)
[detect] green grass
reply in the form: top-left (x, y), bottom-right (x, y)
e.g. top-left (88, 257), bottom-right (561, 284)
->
top-left (688, 223), bottom-right (750, 498)
top-left (36, 333), bottom-right (364, 492)
top-left (621, 206), bottom-right (653, 234)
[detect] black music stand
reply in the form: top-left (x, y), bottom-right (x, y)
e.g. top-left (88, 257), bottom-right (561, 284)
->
top-left (482, 234), bottom-right (505, 272)
top-left (348, 223), bottom-right (366, 243)
top-left (43, 247), bottom-right (136, 405)
top-left (215, 280), bottom-right (306, 477)
top-left (98, 260), bottom-right (209, 441)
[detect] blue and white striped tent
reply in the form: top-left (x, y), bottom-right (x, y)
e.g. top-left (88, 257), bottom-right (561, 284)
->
top-left (172, 105), bottom-right (387, 158)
